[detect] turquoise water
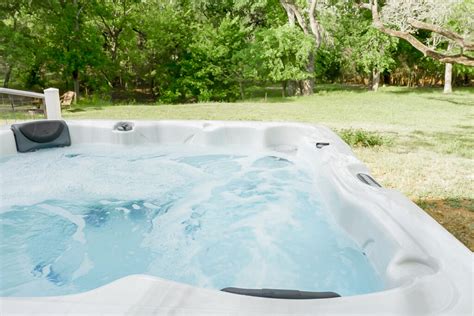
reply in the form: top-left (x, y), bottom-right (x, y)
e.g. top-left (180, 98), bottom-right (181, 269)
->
top-left (0, 144), bottom-right (383, 297)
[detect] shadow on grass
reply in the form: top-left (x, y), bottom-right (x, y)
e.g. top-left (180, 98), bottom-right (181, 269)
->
top-left (384, 86), bottom-right (474, 95)
top-left (456, 124), bottom-right (474, 130)
top-left (66, 108), bottom-right (86, 113)
top-left (67, 105), bottom-right (105, 111)
top-left (383, 86), bottom-right (441, 95)
top-left (423, 96), bottom-right (474, 106)
top-left (315, 83), bottom-right (368, 93)
top-left (403, 129), bottom-right (473, 158)
top-left (415, 198), bottom-right (474, 251)
top-left (243, 87), bottom-right (298, 103)
top-left (244, 97), bottom-right (297, 104)
top-left (244, 83), bottom-right (369, 102)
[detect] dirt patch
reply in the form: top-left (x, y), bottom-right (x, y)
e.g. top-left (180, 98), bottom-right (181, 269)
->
top-left (415, 198), bottom-right (474, 251)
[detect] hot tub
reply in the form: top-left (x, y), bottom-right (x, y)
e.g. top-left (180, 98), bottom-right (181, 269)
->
top-left (0, 120), bottom-right (471, 315)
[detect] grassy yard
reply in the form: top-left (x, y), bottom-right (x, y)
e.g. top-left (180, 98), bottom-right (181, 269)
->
top-left (2, 85), bottom-right (473, 249)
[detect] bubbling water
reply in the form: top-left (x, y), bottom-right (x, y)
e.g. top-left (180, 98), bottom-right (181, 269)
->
top-left (0, 144), bottom-right (383, 297)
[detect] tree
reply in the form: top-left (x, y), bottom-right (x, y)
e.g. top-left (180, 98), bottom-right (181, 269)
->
top-left (134, 1), bottom-right (192, 101)
top-left (252, 24), bottom-right (314, 96)
top-left (92, 0), bottom-right (141, 90)
top-left (31, 0), bottom-right (104, 101)
top-left (352, 27), bottom-right (398, 91)
top-left (0, 1), bottom-right (41, 88)
top-left (278, 0), bottom-right (328, 95)
top-left (1, 0), bottom-right (470, 101)
top-left (180, 16), bottom-right (253, 102)
top-left (359, 0), bottom-right (474, 67)
top-left (327, 3), bottom-right (398, 91)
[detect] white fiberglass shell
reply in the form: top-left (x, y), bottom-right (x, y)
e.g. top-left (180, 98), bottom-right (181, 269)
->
top-left (0, 120), bottom-right (471, 315)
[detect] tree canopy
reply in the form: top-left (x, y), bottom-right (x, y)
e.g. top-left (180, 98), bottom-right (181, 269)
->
top-left (0, 0), bottom-right (472, 102)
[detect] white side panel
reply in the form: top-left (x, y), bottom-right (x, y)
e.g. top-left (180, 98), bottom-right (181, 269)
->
top-left (0, 120), bottom-right (471, 316)
top-left (0, 129), bottom-right (18, 155)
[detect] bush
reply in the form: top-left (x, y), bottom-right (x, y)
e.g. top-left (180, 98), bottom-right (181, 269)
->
top-left (338, 129), bottom-right (388, 147)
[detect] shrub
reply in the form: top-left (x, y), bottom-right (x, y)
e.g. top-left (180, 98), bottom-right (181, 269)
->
top-left (338, 129), bottom-right (387, 147)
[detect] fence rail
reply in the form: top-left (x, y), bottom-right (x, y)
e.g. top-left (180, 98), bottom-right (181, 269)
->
top-left (0, 88), bottom-right (45, 99)
top-left (0, 88), bottom-right (61, 121)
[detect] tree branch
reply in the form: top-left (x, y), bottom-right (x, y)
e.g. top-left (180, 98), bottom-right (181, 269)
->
top-left (280, 0), bottom-right (327, 46)
top-left (408, 18), bottom-right (474, 51)
top-left (279, 0), bottom-right (295, 26)
top-left (375, 26), bottom-right (473, 65)
top-left (288, 3), bottom-right (309, 34)
top-left (361, 0), bottom-right (474, 66)
top-left (279, 1), bottom-right (309, 33)
top-left (308, 0), bottom-right (322, 47)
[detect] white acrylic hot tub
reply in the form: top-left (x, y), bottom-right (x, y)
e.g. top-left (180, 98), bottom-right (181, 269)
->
top-left (0, 120), bottom-right (471, 315)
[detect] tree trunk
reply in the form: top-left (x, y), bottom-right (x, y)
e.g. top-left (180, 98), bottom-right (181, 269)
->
top-left (279, 1), bottom-right (320, 96)
top-left (301, 79), bottom-right (314, 95)
top-left (443, 62), bottom-right (453, 94)
top-left (72, 69), bottom-right (79, 103)
top-left (287, 81), bottom-right (296, 96)
top-left (281, 81), bottom-right (286, 97)
top-left (301, 51), bottom-right (315, 95)
top-left (297, 80), bottom-right (304, 95)
top-left (3, 64), bottom-right (12, 88)
top-left (372, 68), bottom-right (380, 91)
top-left (150, 77), bottom-right (156, 98)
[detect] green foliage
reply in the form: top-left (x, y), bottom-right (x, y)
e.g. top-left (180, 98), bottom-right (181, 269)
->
top-left (314, 47), bottom-right (342, 83)
top-left (138, 2), bottom-right (193, 102)
top-left (252, 25), bottom-right (314, 84)
top-left (353, 28), bottom-right (398, 75)
top-left (37, 1), bottom-right (105, 90)
top-left (0, 1), bottom-right (44, 88)
top-left (453, 64), bottom-right (474, 86)
top-left (336, 9), bottom-right (398, 80)
top-left (179, 16), bottom-right (252, 102)
top-left (0, 0), bottom-right (472, 101)
top-left (338, 129), bottom-right (388, 147)
top-left (90, 0), bottom-right (142, 88)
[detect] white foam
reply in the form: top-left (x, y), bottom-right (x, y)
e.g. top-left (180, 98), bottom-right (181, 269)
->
top-left (71, 253), bottom-right (94, 281)
top-left (0, 144), bottom-right (383, 297)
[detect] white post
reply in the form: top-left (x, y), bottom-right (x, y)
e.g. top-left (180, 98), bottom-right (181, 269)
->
top-left (44, 88), bottom-right (62, 120)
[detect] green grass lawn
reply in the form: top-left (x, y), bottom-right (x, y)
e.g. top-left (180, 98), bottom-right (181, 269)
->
top-left (2, 85), bottom-right (473, 249)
